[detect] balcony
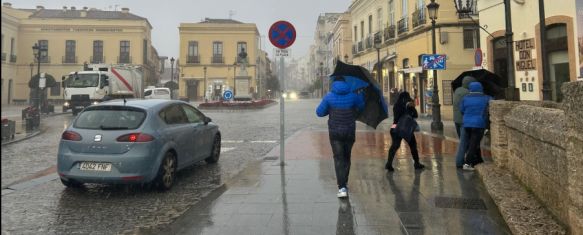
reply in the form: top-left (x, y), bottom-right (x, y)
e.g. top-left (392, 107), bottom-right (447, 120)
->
top-left (1, 53), bottom-right (6, 61)
top-left (118, 55), bottom-right (132, 64)
top-left (90, 55), bottom-right (105, 64)
top-left (186, 55), bottom-right (200, 64)
top-left (398, 17), bottom-right (408, 35)
top-left (62, 56), bottom-right (77, 64)
top-left (9, 54), bottom-right (17, 63)
top-left (384, 25), bottom-right (396, 42)
top-left (365, 36), bottom-right (372, 49)
top-left (211, 56), bottom-right (224, 64)
top-left (357, 41), bottom-right (364, 52)
top-left (412, 10), bottom-right (427, 28)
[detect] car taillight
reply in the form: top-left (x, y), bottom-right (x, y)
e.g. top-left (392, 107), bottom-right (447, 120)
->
top-left (116, 133), bottom-right (154, 142)
top-left (62, 131), bottom-right (82, 141)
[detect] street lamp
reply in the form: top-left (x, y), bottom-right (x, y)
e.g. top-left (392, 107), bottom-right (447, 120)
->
top-left (503, 0), bottom-right (518, 100)
top-left (170, 57), bottom-right (175, 99)
top-left (32, 43), bottom-right (44, 111)
top-left (374, 36), bottom-right (382, 84)
top-left (427, 0), bottom-right (443, 132)
top-left (319, 62), bottom-right (324, 98)
top-left (203, 66), bottom-right (207, 102)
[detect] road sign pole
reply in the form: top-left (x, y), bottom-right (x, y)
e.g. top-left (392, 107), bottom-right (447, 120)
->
top-left (279, 56), bottom-right (285, 166)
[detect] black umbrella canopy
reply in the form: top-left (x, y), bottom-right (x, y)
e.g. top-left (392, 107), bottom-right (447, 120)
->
top-left (164, 81), bottom-right (179, 90)
top-left (330, 61), bottom-right (381, 88)
top-left (28, 73), bottom-right (57, 88)
top-left (451, 69), bottom-right (506, 99)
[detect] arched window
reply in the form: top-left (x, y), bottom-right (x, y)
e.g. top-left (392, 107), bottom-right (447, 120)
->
top-left (492, 37), bottom-right (508, 88)
top-left (545, 23), bottom-right (569, 101)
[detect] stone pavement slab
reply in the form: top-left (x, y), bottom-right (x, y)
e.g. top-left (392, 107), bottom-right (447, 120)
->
top-left (158, 130), bottom-right (509, 235)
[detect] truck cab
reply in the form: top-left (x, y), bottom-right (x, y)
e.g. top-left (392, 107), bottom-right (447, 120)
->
top-left (62, 72), bottom-right (110, 115)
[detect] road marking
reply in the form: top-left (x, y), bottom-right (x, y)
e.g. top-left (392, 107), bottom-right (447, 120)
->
top-left (222, 140), bottom-right (244, 143)
top-left (250, 140), bottom-right (278, 143)
top-left (222, 140), bottom-right (278, 144)
top-left (221, 147), bottom-right (236, 153)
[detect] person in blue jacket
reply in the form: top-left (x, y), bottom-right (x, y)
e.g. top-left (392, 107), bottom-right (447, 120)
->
top-left (460, 82), bottom-right (492, 170)
top-left (316, 76), bottom-right (365, 198)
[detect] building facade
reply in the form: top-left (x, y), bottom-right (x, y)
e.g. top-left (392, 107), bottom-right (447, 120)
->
top-left (350, 0), bottom-right (479, 119)
top-left (478, 0), bottom-right (579, 102)
top-left (1, 3), bottom-right (160, 105)
top-left (178, 18), bottom-right (261, 101)
top-left (310, 13), bottom-right (343, 96)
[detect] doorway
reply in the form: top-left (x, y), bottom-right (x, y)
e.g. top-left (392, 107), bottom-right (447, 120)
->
top-left (186, 80), bottom-right (198, 101)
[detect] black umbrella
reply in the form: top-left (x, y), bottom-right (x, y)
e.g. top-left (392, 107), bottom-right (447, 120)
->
top-left (330, 61), bottom-right (388, 129)
top-left (28, 73), bottom-right (57, 88)
top-left (164, 81), bottom-right (179, 90)
top-left (451, 69), bottom-right (506, 99)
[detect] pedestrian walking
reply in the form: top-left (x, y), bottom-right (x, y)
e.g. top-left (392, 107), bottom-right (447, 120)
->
top-left (452, 76), bottom-right (479, 168)
top-left (460, 82), bottom-right (492, 171)
top-left (385, 91), bottom-right (425, 171)
top-left (316, 76), bottom-right (365, 198)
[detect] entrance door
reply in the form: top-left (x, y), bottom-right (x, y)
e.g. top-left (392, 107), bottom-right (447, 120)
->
top-left (187, 83), bottom-right (198, 101)
top-left (492, 37), bottom-right (509, 89)
top-left (549, 51), bottom-right (569, 101)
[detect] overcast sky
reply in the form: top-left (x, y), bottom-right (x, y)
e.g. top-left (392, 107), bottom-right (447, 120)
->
top-left (13, 0), bottom-right (351, 59)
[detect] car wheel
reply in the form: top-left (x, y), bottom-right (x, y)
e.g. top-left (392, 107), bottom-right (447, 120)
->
top-left (60, 178), bottom-right (83, 188)
top-left (155, 152), bottom-right (177, 191)
top-left (205, 134), bottom-right (221, 164)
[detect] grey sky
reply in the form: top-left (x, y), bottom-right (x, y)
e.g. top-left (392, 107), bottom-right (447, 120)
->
top-left (12, 0), bottom-right (351, 59)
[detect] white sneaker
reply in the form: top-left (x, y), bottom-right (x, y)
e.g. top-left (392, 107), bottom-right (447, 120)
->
top-left (337, 187), bottom-right (348, 198)
top-left (462, 164), bottom-right (475, 171)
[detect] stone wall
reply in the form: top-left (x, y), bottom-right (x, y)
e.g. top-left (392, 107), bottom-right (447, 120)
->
top-left (489, 81), bottom-right (583, 235)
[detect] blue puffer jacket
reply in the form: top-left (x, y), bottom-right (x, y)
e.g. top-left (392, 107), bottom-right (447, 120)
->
top-left (316, 81), bottom-right (365, 141)
top-left (460, 82), bottom-right (492, 128)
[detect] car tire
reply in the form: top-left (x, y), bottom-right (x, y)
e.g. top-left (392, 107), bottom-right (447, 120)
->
top-left (60, 178), bottom-right (83, 188)
top-left (154, 152), bottom-right (177, 191)
top-left (205, 134), bottom-right (221, 164)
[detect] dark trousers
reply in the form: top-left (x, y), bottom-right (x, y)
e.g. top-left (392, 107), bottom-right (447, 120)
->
top-left (331, 139), bottom-right (354, 189)
top-left (387, 129), bottom-right (420, 166)
top-left (465, 127), bottom-right (485, 166)
top-left (455, 122), bottom-right (462, 138)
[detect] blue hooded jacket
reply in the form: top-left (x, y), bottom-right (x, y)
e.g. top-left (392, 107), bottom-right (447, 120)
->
top-left (316, 81), bottom-right (365, 141)
top-left (460, 82), bottom-right (492, 128)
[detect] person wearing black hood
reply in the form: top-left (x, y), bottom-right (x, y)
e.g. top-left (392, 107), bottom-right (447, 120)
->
top-left (385, 91), bottom-right (425, 171)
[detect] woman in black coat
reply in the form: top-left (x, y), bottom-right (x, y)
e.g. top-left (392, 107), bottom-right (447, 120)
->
top-left (386, 91), bottom-right (425, 171)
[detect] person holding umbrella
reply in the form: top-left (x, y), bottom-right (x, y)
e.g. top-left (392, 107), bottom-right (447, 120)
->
top-left (460, 82), bottom-right (492, 170)
top-left (385, 91), bottom-right (425, 171)
top-left (316, 76), bottom-right (365, 198)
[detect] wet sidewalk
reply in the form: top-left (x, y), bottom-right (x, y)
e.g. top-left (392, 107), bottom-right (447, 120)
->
top-left (1, 103), bottom-right (68, 145)
top-left (160, 130), bottom-right (509, 235)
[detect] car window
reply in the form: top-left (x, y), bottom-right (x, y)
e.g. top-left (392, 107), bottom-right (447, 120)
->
top-left (181, 104), bottom-right (204, 123)
top-left (144, 90), bottom-right (152, 96)
top-left (159, 104), bottom-right (188, 125)
top-left (74, 106), bottom-right (146, 130)
top-left (154, 89), bottom-right (170, 95)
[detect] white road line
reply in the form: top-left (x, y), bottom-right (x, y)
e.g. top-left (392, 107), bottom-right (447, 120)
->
top-left (250, 140), bottom-right (278, 143)
top-left (220, 147), bottom-right (236, 153)
top-left (222, 140), bottom-right (244, 143)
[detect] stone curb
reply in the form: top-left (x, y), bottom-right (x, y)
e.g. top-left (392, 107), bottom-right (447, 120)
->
top-left (0, 111), bottom-right (68, 146)
top-left (475, 163), bottom-right (566, 235)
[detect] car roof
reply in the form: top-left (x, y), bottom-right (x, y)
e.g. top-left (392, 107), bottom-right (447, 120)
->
top-left (95, 99), bottom-right (188, 110)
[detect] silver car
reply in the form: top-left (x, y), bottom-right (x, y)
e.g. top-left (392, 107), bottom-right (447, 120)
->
top-left (57, 99), bottom-right (221, 190)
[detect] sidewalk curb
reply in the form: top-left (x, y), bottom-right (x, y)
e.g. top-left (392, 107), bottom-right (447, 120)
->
top-left (1, 127), bottom-right (46, 146)
top-left (475, 163), bottom-right (566, 235)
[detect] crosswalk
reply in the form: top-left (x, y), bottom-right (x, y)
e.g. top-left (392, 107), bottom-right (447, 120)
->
top-left (220, 140), bottom-right (279, 153)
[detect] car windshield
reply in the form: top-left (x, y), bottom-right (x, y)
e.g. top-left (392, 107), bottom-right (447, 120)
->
top-left (74, 107), bottom-right (146, 130)
top-left (66, 74), bottom-right (99, 88)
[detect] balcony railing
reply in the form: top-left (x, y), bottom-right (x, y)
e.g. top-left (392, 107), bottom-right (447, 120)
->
top-left (186, 55), bottom-right (200, 64)
top-left (211, 56), bottom-right (224, 64)
top-left (62, 56), bottom-right (77, 64)
top-left (398, 17), bottom-right (408, 35)
top-left (352, 45), bottom-right (357, 54)
top-left (1, 53), bottom-right (6, 61)
top-left (118, 55), bottom-right (132, 64)
top-left (9, 54), bottom-right (17, 63)
top-left (365, 36), bottom-right (372, 49)
top-left (412, 10), bottom-right (427, 28)
top-left (384, 25), bottom-right (396, 41)
top-left (235, 56), bottom-right (248, 64)
top-left (374, 32), bottom-right (382, 46)
top-left (90, 55), bottom-right (105, 64)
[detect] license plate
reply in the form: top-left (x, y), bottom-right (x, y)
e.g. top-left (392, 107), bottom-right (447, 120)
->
top-left (79, 162), bottom-right (112, 171)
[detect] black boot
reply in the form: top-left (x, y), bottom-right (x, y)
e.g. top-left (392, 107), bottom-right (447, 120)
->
top-left (414, 162), bottom-right (425, 170)
top-left (385, 155), bottom-right (395, 171)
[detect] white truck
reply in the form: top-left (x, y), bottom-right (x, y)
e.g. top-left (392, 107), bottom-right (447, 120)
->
top-left (62, 64), bottom-right (143, 115)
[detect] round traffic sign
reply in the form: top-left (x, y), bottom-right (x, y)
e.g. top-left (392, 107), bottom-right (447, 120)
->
top-left (475, 48), bottom-right (483, 66)
top-left (269, 21), bottom-right (296, 49)
top-left (223, 90), bottom-right (233, 100)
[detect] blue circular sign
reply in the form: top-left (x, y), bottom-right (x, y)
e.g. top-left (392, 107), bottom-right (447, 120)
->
top-left (223, 90), bottom-right (233, 100)
top-left (269, 21), bottom-right (296, 49)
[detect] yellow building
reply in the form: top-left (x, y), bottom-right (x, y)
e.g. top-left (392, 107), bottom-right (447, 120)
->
top-left (1, 3), bottom-right (160, 105)
top-left (350, 0), bottom-right (479, 120)
top-left (478, 0), bottom-right (578, 102)
top-left (178, 18), bottom-right (261, 101)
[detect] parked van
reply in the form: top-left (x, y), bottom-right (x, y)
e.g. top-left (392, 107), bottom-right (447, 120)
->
top-left (144, 87), bottom-right (171, 100)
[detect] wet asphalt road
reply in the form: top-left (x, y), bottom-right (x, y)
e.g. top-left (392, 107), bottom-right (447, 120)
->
top-left (1, 99), bottom-right (351, 234)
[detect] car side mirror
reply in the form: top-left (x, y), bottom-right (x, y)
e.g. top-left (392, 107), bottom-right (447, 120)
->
top-left (204, 116), bottom-right (212, 125)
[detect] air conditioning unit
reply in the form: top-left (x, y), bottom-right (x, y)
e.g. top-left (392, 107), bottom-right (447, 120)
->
top-left (440, 32), bottom-right (448, 44)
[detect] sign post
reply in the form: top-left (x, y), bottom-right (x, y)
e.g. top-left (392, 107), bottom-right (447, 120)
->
top-left (269, 20), bottom-right (296, 166)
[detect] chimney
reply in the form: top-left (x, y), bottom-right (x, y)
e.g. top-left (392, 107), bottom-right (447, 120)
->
top-left (70, 6), bottom-right (76, 10)
top-left (36, 5), bottom-right (44, 11)
top-left (62, 6), bottom-right (67, 12)
top-left (121, 7), bottom-right (129, 14)
top-left (3, 2), bottom-right (12, 8)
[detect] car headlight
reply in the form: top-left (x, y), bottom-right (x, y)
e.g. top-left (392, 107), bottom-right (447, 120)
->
top-left (92, 101), bottom-right (99, 105)
top-left (290, 92), bottom-right (298, 99)
top-left (282, 93), bottom-right (288, 98)
top-left (64, 102), bottom-right (70, 107)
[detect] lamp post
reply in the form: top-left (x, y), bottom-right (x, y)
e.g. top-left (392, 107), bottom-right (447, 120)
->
top-left (203, 66), bottom-right (207, 102)
top-left (170, 57), bottom-right (175, 99)
top-left (538, 0), bottom-right (551, 100)
top-left (374, 36), bottom-right (382, 84)
top-left (32, 43), bottom-right (44, 111)
top-left (29, 63), bottom-right (33, 105)
top-left (504, 0), bottom-right (518, 101)
top-left (427, 0), bottom-right (443, 132)
top-left (319, 62), bottom-right (324, 98)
